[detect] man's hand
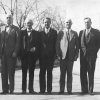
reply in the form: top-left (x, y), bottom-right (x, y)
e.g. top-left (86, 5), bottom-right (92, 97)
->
top-left (43, 43), bottom-right (46, 48)
top-left (74, 55), bottom-right (78, 61)
top-left (12, 52), bottom-right (17, 58)
top-left (30, 47), bottom-right (36, 52)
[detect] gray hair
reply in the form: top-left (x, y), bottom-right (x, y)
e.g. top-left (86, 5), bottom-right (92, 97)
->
top-left (84, 17), bottom-right (92, 22)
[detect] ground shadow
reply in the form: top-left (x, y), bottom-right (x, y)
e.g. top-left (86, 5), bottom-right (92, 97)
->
top-left (1, 92), bottom-right (100, 95)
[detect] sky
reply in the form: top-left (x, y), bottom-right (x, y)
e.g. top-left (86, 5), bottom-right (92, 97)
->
top-left (41, 0), bottom-right (100, 32)
top-left (0, 0), bottom-right (100, 32)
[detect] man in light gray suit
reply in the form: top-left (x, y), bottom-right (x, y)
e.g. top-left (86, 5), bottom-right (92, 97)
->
top-left (56, 19), bottom-right (79, 94)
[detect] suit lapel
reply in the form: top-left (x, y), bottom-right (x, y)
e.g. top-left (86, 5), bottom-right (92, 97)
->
top-left (47, 28), bottom-right (52, 37)
top-left (24, 29), bottom-right (28, 39)
top-left (85, 28), bottom-right (94, 43)
top-left (6, 25), bottom-right (15, 35)
top-left (29, 30), bottom-right (33, 42)
top-left (42, 28), bottom-right (46, 40)
top-left (68, 30), bottom-right (74, 41)
top-left (81, 30), bottom-right (86, 46)
top-left (23, 29), bottom-right (27, 49)
top-left (43, 27), bottom-right (51, 37)
top-left (4, 26), bottom-right (10, 40)
top-left (80, 30), bottom-right (87, 55)
top-left (89, 28), bottom-right (94, 39)
top-left (81, 28), bottom-right (94, 45)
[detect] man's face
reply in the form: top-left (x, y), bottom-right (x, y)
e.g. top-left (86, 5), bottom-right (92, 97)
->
top-left (27, 22), bottom-right (33, 29)
top-left (65, 20), bottom-right (72, 29)
top-left (84, 18), bottom-right (92, 29)
top-left (44, 19), bottom-right (51, 29)
top-left (7, 16), bottom-right (12, 25)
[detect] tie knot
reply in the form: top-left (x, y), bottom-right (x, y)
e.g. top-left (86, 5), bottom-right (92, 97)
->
top-left (67, 30), bottom-right (70, 40)
top-left (67, 30), bottom-right (70, 35)
top-left (27, 30), bottom-right (31, 32)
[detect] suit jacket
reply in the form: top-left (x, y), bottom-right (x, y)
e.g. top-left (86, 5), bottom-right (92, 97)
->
top-left (79, 28), bottom-right (100, 58)
top-left (0, 25), bottom-right (20, 57)
top-left (56, 29), bottom-right (79, 61)
top-left (40, 28), bottom-right (57, 59)
top-left (20, 29), bottom-right (41, 60)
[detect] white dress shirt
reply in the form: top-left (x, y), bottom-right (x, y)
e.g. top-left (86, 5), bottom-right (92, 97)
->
top-left (6, 24), bottom-right (12, 34)
top-left (27, 28), bottom-right (32, 36)
top-left (45, 27), bottom-right (50, 34)
top-left (85, 27), bottom-right (91, 36)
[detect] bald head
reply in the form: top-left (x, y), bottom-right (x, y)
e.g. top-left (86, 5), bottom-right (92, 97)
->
top-left (65, 19), bottom-right (72, 29)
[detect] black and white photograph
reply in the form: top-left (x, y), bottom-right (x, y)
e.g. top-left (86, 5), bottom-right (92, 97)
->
top-left (0, 0), bottom-right (100, 100)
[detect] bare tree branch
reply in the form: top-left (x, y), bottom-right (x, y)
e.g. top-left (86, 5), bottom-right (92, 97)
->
top-left (0, 1), bottom-right (7, 14)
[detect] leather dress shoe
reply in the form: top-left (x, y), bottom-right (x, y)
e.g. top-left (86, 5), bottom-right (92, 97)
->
top-left (80, 91), bottom-right (88, 95)
top-left (9, 91), bottom-right (13, 94)
top-left (39, 91), bottom-right (45, 94)
top-left (29, 90), bottom-right (37, 94)
top-left (1, 91), bottom-right (9, 94)
top-left (68, 91), bottom-right (72, 95)
top-left (58, 91), bottom-right (64, 94)
top-left (22, 90), bottom-right (26, 94)
top-left (47, 91), bottom-right (52, 94)
top-left (89, 91), bottom-right (94, 95)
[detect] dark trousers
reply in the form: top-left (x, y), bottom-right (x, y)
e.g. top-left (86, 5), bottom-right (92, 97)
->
top-left (1, 55), bottom-right (16, 92)
top-left (21, 52), bottom-right (36, 92)
top-left (80, 55), bottom-right (96, 93)
top-left (39, 57), bottom-right (54, 92)
top-left (60, 58), bottom-right (74, 92)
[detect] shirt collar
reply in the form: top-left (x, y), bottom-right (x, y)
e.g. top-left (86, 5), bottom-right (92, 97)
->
top-left (64, 28), bottom-right (71, 33)
top-left (27, 28), bottom-right (33, 32)
top-left (45, 27), bottom-right (50, 33)
top-left (85, 27), bottom-right (91, 32)
top-left (6, 24), bottom-right (13, 27)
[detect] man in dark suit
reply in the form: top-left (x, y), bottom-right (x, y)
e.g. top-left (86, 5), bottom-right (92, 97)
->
top-left (39, 17), bottom-right (57, 94)
top-left (56, 19), bottom-right (79, 94)
top-left (20, 19), bottom-right (41, 94)
top-left (0, 14), bottom-right (20, 94)
top-left (79, 17), bottom-right (100, 95)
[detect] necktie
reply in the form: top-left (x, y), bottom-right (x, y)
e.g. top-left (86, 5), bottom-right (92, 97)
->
top-left (67, 30), bottom-right (70, 41)
top-left (85, 30), bottom-right (90, 43)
